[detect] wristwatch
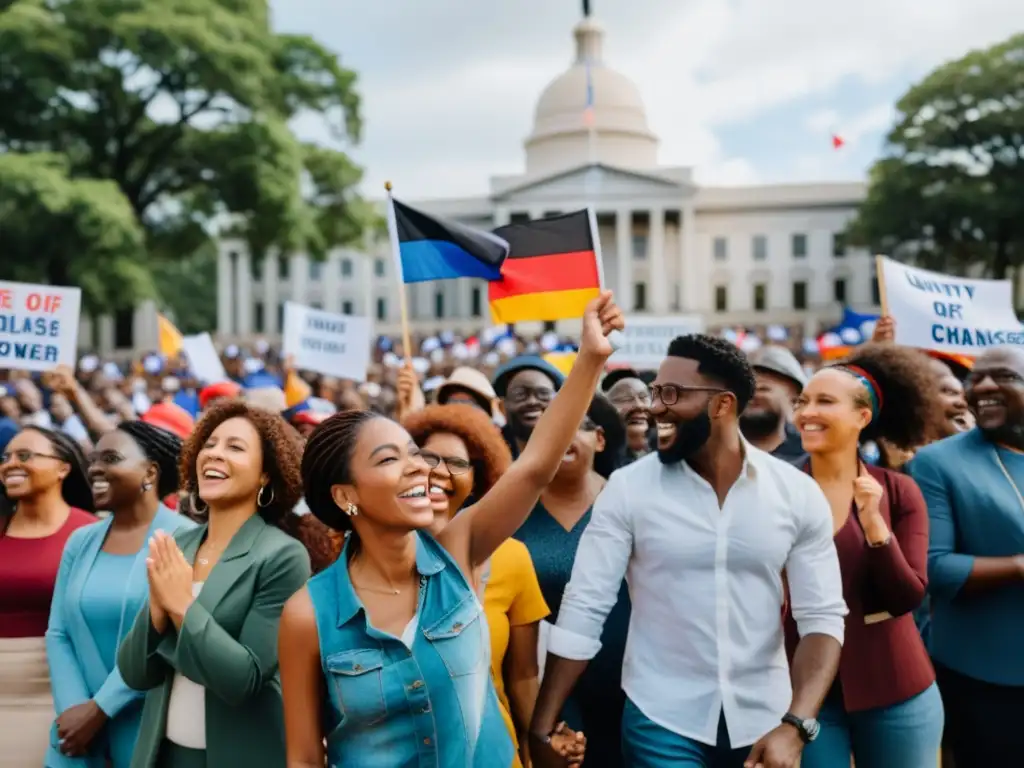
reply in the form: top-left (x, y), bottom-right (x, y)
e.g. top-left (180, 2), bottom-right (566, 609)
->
top-left (781, 712), bottom-right (820, 743)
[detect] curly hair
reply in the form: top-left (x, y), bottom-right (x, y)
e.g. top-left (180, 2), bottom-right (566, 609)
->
top-left (836, 342), bottom-right (945, 450)
top-left (667, 334), bottom-right (757, 411)
top-left (117, 421), bottom-right (183, 498)
top-left (587, 393), bottom-right (627, 479)
top-left (180, 400), bottom-right (338, 573)
top-left (1, 425), bottom-right (95, 522)
top-left (402, 404), bottom-right (512, 501)
top-left (302, 410), bottom-right (382, 533)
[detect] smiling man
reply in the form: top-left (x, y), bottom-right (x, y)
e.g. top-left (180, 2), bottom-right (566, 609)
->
top-left (741, 347), bottom-right (807, 463)
top-left (530, 334), bottom-right (845, 768)
top-left (909, 345), bottom-right (1024, 766)
top-left (491, 356), bottom-right (565, 458)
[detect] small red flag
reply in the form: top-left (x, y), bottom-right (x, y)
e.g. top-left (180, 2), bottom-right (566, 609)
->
top-left (832, 134), bottom-right (845, 149)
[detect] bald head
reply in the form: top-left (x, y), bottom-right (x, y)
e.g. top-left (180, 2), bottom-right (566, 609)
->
top-left (975, 346), bottom-right (1024, 374)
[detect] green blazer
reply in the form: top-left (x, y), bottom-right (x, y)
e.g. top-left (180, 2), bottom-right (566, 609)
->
top-left (118, 514), bottom-right (311, 768)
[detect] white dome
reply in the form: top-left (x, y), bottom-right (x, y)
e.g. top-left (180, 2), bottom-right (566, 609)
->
top-left (524, 18), bottom-right (658, 176)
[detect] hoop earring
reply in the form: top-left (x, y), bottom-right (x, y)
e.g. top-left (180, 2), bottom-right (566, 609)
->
top-left (345, 502), bottom-right (359, 517)
top-left (258, 485), bottom-right (275, 508)
top-left (190, 491), bottom-right (208, 516)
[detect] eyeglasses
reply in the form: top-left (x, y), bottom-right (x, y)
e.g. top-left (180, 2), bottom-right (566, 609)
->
top-left (88, 450), bottom-right (126, 466)
top-left (506, 386), bottom-right (556, 405)
top-left (420, 451), bottom-right (473, 475)
top-left (608, 390), bottom-right (652, 407)
top-left (649, 384), bottom-right (727, 406)
top-left (966, 369), bottom-right (1024, 387)
top-left (1, 450), bottom-right (64, 465)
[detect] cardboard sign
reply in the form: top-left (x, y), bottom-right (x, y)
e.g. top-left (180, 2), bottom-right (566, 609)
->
top-left (0, 280), bottom-right (81, 372)
top-left (608, 315), bottom-right (705, 369)
top-left (282, 302), bottom-right (371, 380)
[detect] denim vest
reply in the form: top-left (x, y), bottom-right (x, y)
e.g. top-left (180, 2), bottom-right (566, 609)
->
top-left (307, 532), bottom-right (515, 768)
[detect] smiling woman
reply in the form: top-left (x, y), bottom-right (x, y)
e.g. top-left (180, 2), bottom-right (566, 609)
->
top-left (116, 401), bottom-right (334, 768)
top-left (0, 426), bottom-right (95, 767)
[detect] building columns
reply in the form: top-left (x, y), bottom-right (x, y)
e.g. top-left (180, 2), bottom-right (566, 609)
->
top-left (263, 251), bottom-right (280, 335)
top-left (292, 254), bottom-right (310, 308)
top-left (235, 250), bottom-right (252, 336)
top-left (648, 206), bottom-right (667, 313)
top-left (324, 251), bottom-right (342, 314)
top-left (615, 209), bottom-right (632, 305)
top-left (217, 248), bottom-right (234, 337)
top-left (681, 203), bottom-right (697, 312)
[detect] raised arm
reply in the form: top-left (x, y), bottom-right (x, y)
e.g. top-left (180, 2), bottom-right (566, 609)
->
top-left (439, 292), bottom-right (624, 568)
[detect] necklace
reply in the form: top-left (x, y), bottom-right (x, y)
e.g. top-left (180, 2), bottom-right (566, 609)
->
top-left (352, 582), bottom-right (403, 596)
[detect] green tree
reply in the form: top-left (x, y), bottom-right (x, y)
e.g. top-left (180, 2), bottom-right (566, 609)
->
top-left (848, 32), bottom-right (1024, 278)
top-left (0, 0), bottom-right (374, 312)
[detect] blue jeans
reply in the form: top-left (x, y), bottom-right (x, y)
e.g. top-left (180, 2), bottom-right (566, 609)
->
top-left (801, 683), bottom-right (944, 768)
top-left (621, 698), bottom-right (749, 768)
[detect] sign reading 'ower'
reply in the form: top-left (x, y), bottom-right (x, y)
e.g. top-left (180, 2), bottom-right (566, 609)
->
top-left (0, 280), bottom-right (82, 372)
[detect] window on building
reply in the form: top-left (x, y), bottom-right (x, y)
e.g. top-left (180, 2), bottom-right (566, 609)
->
top-left (309, 260), bottom-right (322, 280)
top-left (434, 291), bottom-right (445, 319)
top-left (792, 233), bottom-right (808, 259)
top-left (833, 278), bottom-right (847, 304)
top-left (509, 212), bottom-right (530, 224)
top-left (341, 258), bottom-right (352, 277)
top-left (342, 300), bottom-right (354, 315)
top-left (752, 235), bottom-right (768, 261)
top-left (543, 210), bottom-right (562, 218)
top-left (376, 297), bottom-right (387, 321)
top-left (278, 257), bottom-right (290, 280)
top-left (792, 281), bottom-right (807, 310)
top-left (374, 258), bottom-right (385, 277)
top-left (713, 237), bottom-right (728, 261)
top-left (250, 255), bottom-right (261, 280)
top-left (310, 301), bottom-right (323, 310)
top-left (872, 276), bottom-right (880, 305)
top-left (543, 321), bottom-right (557, 332)
top-left (254, 302), bottom-right (264, 332)
top-left (833, 232), bottom-right (847, 258)
top-left (714, 285), bottom-right (728, 312)
top-left (114, 309), bottom-right (134, 349)
top-left (753, 283), bottom-right (767, 312)
top-left (632, 234), bottom-right (648, 260)
top-left (471, 287), bottom-right (482, 317)
top-left (90, 315), bottom-right (100, 350)
top-left (277, 303), bottom-right (285, 330)
top-left (634, 282), bottom-right (647, 311)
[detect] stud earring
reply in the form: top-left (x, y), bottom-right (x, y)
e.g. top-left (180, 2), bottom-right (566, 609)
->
top-left (142, 481), bottom-right (153, 493)
top-left (345, 502), bottom-right (359, 517)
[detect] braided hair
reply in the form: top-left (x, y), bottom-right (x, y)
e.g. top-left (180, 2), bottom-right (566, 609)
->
top-left (0, 425), bottom-right (95, 522)
top-left (116, 421), bottom-right (183, 498)
top-left (301, 409), bottom-right (381, 533)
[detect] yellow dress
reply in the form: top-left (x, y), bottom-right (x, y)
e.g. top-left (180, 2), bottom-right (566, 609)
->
top-left (483, 539), bottom-right (550, 768)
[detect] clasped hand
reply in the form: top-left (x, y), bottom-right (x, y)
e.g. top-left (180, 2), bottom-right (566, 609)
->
top-left (579, 291), bottom-right (625, 361)
top-left (147, 530), bottom-right (194, 631)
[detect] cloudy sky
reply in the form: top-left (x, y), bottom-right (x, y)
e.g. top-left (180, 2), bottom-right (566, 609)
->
top-left (273, 0), bottom-right (1024, 200)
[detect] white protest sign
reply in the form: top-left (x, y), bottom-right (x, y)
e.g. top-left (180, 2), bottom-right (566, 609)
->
top-left (609, 315), bottom-right (705, 368)
top-left (282, 301), bottom-right (371, 381)
top-left (0, 280), bottom-right (81, 372)
top-left (879, 257), bottom-right (1024, 355)
top-left (181, 332), bottom-right (228, 384)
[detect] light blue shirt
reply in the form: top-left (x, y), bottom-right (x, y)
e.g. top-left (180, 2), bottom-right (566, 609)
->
top-left (909, 429), bottom-right (1024, 686)
top-left (45, 506), bottom-right (196, 767)
top-left (307, 532), bottom-right (514, 768)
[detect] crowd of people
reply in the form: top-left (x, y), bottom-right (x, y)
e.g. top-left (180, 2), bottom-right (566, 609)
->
top-left (0, 295), bottom-right (1021, 768)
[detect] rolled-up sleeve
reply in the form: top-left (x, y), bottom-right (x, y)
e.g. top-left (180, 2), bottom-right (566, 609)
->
top-left (548, 472), bottom-right (632, 661)
top-left (787, 478), bottom-right (847, 644)
top-left (908, 452), bottom-right (972, 601)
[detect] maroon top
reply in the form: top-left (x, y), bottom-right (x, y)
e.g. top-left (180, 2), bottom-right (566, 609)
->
top-left (785, 463), bottom-right (934, 712)
top-left (0, 508), bottom-right (96, 638)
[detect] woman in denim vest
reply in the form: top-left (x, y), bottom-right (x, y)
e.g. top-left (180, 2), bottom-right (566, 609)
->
top-left (278, 293), bottom-right (624, 768)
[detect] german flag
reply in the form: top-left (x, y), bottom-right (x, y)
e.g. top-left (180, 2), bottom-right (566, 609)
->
top-left (488, 210), bottom-right (601, 324)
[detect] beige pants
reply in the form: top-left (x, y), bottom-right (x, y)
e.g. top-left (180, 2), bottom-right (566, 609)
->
top-left (0, 637), bottom-right (54, 767)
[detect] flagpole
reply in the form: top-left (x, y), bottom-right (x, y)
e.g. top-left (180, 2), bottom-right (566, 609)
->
top-left (587, 207), bottom-right (606, 291)
top-left (384, 181), bottom-right (414, 361)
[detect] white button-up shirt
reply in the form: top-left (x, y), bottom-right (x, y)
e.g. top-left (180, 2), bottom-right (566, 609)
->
top-left (548, 445), bottom-right (846, 748)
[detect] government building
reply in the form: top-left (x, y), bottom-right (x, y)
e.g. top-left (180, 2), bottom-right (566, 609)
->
top-left (88, 10), bottom-right (879, 353)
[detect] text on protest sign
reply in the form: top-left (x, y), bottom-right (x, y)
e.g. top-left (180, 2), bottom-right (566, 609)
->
top-left (879, 257), bottom-right (1024, 355)
top-left (282, 302), bottom-right (371, 381)
top-left (609, 315), bottom-right (705, 368)
top-left (0, 280), bottom-right (81, 372)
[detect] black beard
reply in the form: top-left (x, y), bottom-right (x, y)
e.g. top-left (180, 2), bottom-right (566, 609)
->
top-left (739, 410), bottom-right (783, 440)
top-left (657, 411), bottom-right (713, 465)
top-left (981, 422), bottom-right (1024, 450)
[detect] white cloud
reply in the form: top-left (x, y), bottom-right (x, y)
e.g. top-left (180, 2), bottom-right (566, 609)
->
top-left (275, 0), bottom-right (1024, 198)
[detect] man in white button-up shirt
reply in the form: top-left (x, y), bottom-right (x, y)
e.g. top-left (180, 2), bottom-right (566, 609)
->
top-left (530, 335), bottom-right (847, 768)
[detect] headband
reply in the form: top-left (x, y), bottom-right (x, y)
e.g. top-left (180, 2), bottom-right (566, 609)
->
top-left (838, 364), bottom-right (883, 421)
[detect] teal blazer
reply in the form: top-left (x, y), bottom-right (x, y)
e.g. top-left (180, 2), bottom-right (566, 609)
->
top-left (118, 514), bottom-right (311, 768)
top-left (45, 506), bottom-right (196, 768)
